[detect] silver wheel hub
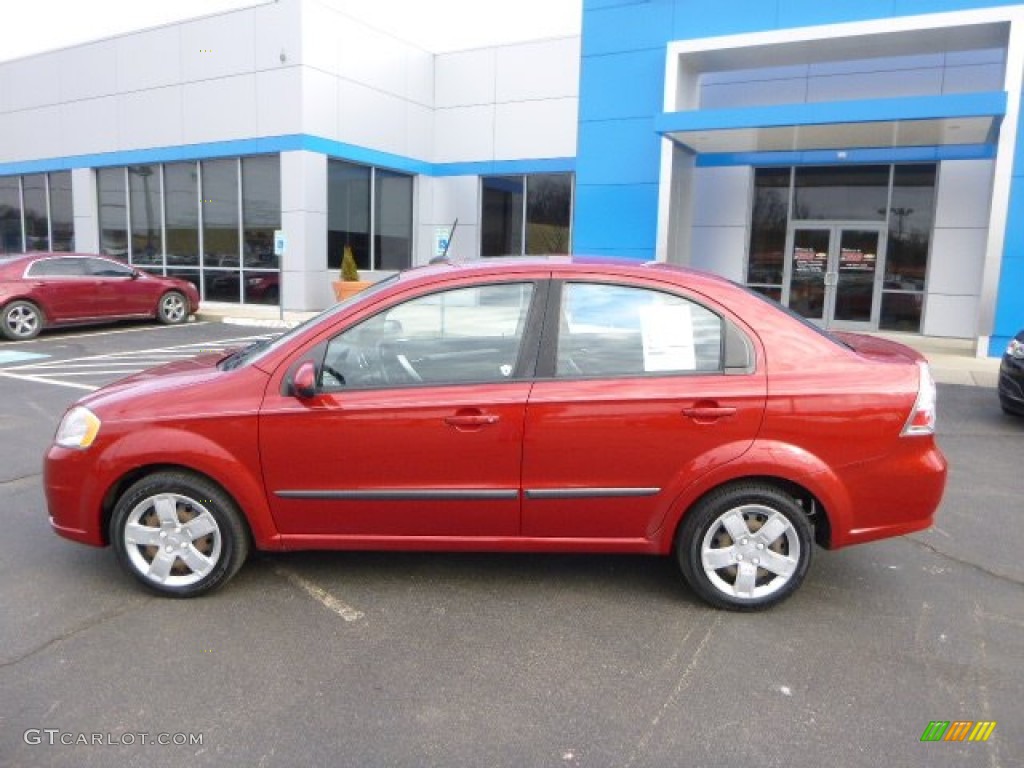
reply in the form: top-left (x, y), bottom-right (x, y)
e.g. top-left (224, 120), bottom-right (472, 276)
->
top-left (700, 503), bottom-right (800, 601)
top-left (123, 493), bottom-right (221, 587)
top-left (6, 306), bottom-right (38, 336)
top-left (162, 295), bottom-right (185, 322)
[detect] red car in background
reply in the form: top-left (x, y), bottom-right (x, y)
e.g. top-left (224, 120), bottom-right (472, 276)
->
top-left (44, 257), bottom-right (946, 610)
top-left (0, 252), bottom-right (199, 340)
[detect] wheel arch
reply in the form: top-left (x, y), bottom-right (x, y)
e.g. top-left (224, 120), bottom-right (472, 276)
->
top-left (667, 475), bottom-right (833, 554)
top-left (100, 463), bottom-right (259, 548)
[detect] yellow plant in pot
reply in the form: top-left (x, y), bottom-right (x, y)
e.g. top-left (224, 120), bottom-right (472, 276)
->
top-left (331, 245), bottom-right (371, 301)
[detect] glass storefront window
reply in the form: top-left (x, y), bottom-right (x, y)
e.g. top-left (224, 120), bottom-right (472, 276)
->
top-left (0, 177), bottom-right (23, 254)
top-left (793, 166), bottom-right (888, 221)
top-left (242, 155), bottom-right (280, 270)
top-left (747, 168), bottom-right (790, 288)
top-left (49, 172), bottom-right (74, 252)
top-left (97, 168), bottom-right (128, 259)
top-left (481, 176), bottom-right (524, 257)
top-left (374, 169), bottom-right (413, 270)
top-left (327, 160), bottom-right (371, 271)
top-left (879, 165), bottom-right (936, 332)
top-left (526, 173), bottom-right (572, 255)
top-left (129, 165), bottom-right (162, 267)
top-left (165, 162), bottom-right (200, 269)
top-left (482, 173), bottom-right (573, 257)
top-left (22, 175), bottom-right (49, 251)
top-left (201, 159), bottom-right (240, 277)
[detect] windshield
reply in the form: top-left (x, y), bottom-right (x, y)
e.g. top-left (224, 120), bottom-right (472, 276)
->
top-left (218, 274), bottom-right (401, 370)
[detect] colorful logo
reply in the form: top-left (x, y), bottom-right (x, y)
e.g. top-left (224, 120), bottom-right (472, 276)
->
top-left (920, 721), bottom-right (997, 742)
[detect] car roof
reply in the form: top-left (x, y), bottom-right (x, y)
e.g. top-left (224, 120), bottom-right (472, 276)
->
top-left (400, 255), bottom-right (738, 292)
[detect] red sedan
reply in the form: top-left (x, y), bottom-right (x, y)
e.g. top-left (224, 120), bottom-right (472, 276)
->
top-left (44, 257), bottom-right (947, 610)
top-left (0, 252), bottom-right (199, 340)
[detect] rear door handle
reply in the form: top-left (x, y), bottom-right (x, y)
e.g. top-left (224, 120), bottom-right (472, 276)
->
top-left (445, 411), bottom-right (500, 429)
top-left (682, 405), bottom-right (737, 423)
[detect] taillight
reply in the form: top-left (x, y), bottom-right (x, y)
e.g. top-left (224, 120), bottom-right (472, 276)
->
top-left (902, 361), bottom-right (936, 436)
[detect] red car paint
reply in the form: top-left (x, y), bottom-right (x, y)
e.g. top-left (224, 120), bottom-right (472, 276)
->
top-left (44, 257), bottom-right (947, 603)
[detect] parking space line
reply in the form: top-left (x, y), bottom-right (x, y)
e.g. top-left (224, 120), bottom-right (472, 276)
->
top-left (273, 565), bottom-right (365, 622)
top-left (0, 371), bottom-right (98, 391)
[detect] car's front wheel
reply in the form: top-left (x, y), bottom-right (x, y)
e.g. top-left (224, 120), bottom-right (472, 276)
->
top-left (2, 300), bottom-right (44, 340)
top-left (677, 483), bottom-right (813, 611)
top-left (157, 291), bottom-right (188, 325)
top-left (110, 471), bottom-right (249, 597)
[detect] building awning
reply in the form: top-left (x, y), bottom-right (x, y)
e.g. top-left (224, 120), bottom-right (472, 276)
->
top-left (655, 91), bottom-right (1006, 155)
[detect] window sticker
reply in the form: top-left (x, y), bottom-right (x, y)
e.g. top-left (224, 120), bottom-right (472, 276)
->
top-left (640, 304), bottom-right (695, 372)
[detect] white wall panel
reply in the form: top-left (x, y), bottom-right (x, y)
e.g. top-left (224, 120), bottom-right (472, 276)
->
top-left (495, 38), bottom-right (580, 103)
top-left (60, 42), bottom-right (118, 102)
top-left (336, 18), bottom-right (409, 99)
top-left (182, 75), bottom-right (258, 144)
top-left (692, 166), bottom-right (751, 227)
top-left (407, 102), bottom-right (434, 162)
top-left (923, 294), bottom-right (978, 337)
top-left (336, 79), bottom-right (406, 155)
top-left (689, 226), bottom-right (747, 281)
top-left (180, 10), bottom-right (257, 82)
top-left (434, 106), bottom-right (495, 163)
top-left (435, 50), bottom-right (496, 108)
top-left (927, 228), bottom-right (987, 296)
top-left (255, 0), bottom-right (303, 71)
top-left (301, 0), bottom-right (343, 76)
top-left (282, 209), bottom-right (331, 309)
top-left (406, 48), bottom-right (435, 108)
top-left (302, 67), bottom-right (339, 138)
top-left (281, 149), bottom-right (327, 215)
top-left (0, 54), bottom-right (61, 111)
top-left (117, 87), bottom-right (184, 150)
top-left (0, 107), bottom-right (62, 162)
top-left (431, 176), bottom-right (481, 227)
top-left (116, 26), bottom-right (182, 93)
top-left (60, 97), bottom-right (119, 155)
top-left (494, 99), bottom-right (577, 159)
top-left (71, 168), bottom-right (99, 252)
top-left (934, 160), bottom-right (994, 228)
top-left (256, 68), bottom-right (304, 137)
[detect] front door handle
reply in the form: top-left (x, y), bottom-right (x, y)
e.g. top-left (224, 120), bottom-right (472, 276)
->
top-left (445, 410), bottom-right (500, 430)
top-left (683, 404), bottom-right (737, 423)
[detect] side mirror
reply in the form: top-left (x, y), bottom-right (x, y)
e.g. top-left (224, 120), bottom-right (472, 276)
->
top-left (292, 361), bottom-right (317, 399)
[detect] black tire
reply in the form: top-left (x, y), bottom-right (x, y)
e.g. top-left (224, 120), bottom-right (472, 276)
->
top-left (676, 483), bottom-right (813, 611)
top-left (109, 471), bottom-right (250, 597)
top-left (2, 300), bottom-right (44, 340)
top-left (156, 291), bottom-right (188, 325)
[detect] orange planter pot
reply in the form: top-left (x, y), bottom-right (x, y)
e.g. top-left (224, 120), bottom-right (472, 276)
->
top-left (332, 280), bottom-right (371, 301)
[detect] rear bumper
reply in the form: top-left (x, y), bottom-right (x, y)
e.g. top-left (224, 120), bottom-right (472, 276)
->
top-left (828, 440), bottom-right (947, 549)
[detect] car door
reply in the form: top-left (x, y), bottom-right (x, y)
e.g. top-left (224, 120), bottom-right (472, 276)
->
top-left (24, 257), bottom-right (101, 322)
top-left (85, 257), bottom-right (153, 316)
top-left (259, 279), bottom-right (546, 539)
top-left (522, 280), bottom-right (766, 540)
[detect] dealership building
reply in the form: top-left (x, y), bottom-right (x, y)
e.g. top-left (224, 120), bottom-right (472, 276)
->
top-left (1, 0), bottom-right (1023, 356)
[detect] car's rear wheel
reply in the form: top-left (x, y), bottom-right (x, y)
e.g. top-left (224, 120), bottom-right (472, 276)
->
top-left (2, 300), bottom-right (44, 340)
top-left (677, 483), bottom-right (812, 611)
top-left (110, 471), bottom-right (249, 597)
top-left (157, 291), bottom-right (188, 325)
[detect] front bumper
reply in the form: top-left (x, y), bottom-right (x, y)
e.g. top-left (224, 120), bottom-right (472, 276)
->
top-left (44, 444), bottom-right (108, 547)
top-left (999, 357), bottom-right (1024, 415)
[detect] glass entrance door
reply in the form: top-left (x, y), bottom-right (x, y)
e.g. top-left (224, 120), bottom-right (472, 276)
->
top-left (783, 224), bottom-right (885, 330)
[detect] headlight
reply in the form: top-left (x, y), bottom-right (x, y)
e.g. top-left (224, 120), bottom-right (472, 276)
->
top-left (1007, 338), bottom-right (1024, 360)
top-left (55, 406), bottom-right (101, 449)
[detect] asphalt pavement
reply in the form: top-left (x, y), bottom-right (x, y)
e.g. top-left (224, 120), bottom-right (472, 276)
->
top-left (0, 319), bottom-right (1020, 768)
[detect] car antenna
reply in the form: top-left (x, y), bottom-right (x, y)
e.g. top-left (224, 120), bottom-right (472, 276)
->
top-left (429, 219), bottom-right (458, 264)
